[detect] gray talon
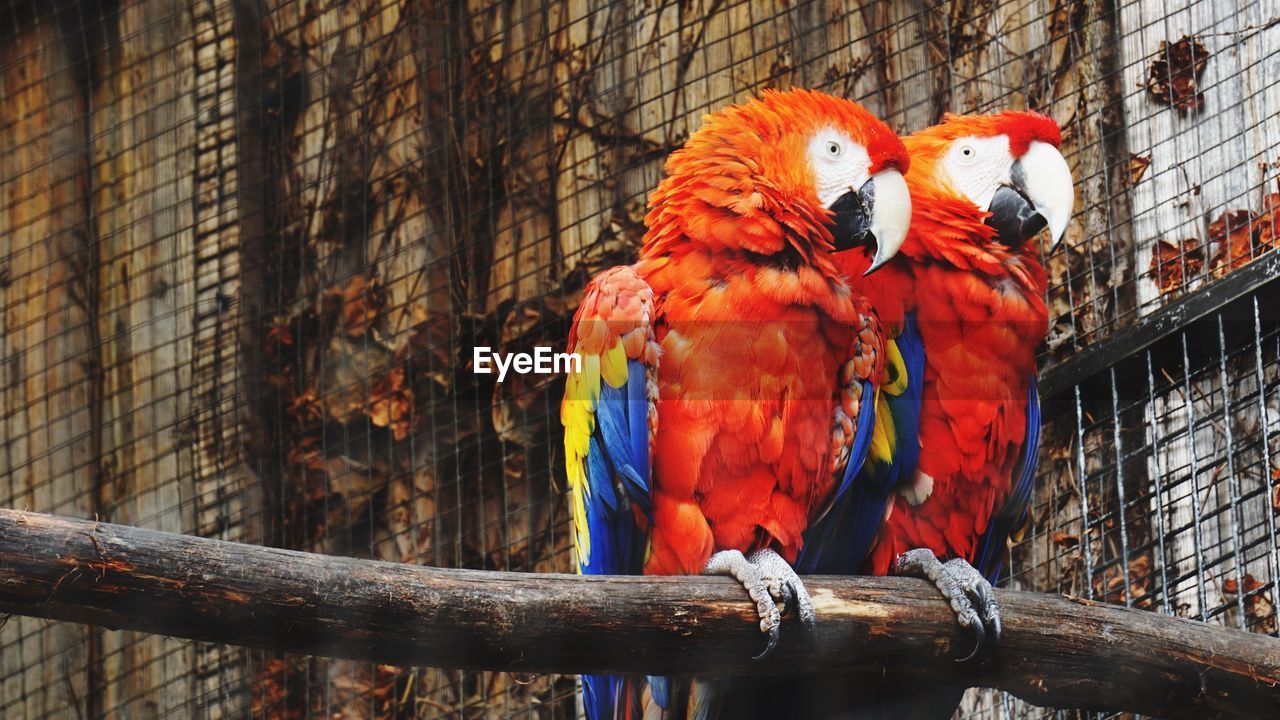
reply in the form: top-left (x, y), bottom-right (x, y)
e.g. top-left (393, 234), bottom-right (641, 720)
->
top-left (967, 574), bottom-right (1002, 645)
top-left (895, 548), bottom-right (1001, 664)
top-left (753, 625), bottom-right (780, 661)
top-left (704, 548), bottom-right (814, 660)
top-left (956, 608), bottom-right (985, 664)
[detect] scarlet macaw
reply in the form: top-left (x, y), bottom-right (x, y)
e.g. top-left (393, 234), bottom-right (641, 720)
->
top-left (561, 89), bottom-right (912, 719)
top-left (818, 111), bottom-right (1073, 716)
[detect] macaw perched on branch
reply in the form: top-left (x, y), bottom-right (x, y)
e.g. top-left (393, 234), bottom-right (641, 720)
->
top-left (816, 110), bottom-right (1073, 716)
top-left (561, 89), bottom-right (911, 719)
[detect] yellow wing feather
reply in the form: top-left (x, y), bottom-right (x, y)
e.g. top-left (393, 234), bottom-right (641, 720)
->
top-left (563, 352), bottom-right (604, 569)
top-left (559, 265), bottom-right (659, 574)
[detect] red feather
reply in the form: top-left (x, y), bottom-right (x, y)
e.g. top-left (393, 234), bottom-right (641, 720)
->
top-left (848, 112), bottom-right (1054, 575)
top-left (632, 90), bottom-right (903, 575)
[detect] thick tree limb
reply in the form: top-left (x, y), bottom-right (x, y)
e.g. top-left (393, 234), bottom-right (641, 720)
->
top-left (0, 509), bottom-right (1275, 717)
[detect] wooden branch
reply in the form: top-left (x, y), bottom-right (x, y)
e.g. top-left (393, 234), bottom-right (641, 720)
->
top-left (0, 509), bottom-right (1275, 717)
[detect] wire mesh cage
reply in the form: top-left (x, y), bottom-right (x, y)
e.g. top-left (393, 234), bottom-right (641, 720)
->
top-left (0, 0), bottom-right (1276, 718)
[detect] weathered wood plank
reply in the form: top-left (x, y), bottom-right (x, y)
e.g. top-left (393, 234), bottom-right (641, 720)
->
top-left (1121, 1), bottom-right (1278, 308)
top-left (90, 1), bottom-right (202, 715)
top-left (0, 16), bottom-right (95, 720)
top-left (1115, 0), bottom-right (1280, 626)
top-left (189, 0), bottom-right (253, 714)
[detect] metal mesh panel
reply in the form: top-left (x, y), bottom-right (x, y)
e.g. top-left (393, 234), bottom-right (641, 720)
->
top-left (0, 0), bottom-right (1276, 718)
top-left (962, 294), bottom-right (1280, 718)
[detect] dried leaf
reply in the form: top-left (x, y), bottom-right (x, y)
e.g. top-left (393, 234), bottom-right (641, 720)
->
top-left (265, 321), bottom-right (294, 354)
top-left (1092, 554), bottom-right (1153, 608)
top-left (1221, 572), bottom-right (1276, 631)
top-left (1149, 238), bottom-right (1204, 294)
top-left (318, 336), bottom-right (395, 425)
top-left (1208, 209), bottom-right (1258, 276)
top-left (1208, 209), bottom-right (1255, 241)
top-left (285, 437), bottom-right (325, 473)
top-left (1129, 153), bottom-right (1151, 185)
top-left (1145, 36), bottom-right (1211, 113)
top-left (368, 366), bottom-right (416, 440)
top-left (1250, 595), bottom-right (1277, 633)
top-left (329, 274), bottom-right (385, 337)
top-left (1052, 531), bottom-right (1080, 548)
top-left (286, 388), bottom-right (325, 428)
top-left (1257, 189), bottom-right (1280, 253)
top-left (252, 658), bottom-right (308, 720)
top-left (1221, 572), bottom-right (1264, 595)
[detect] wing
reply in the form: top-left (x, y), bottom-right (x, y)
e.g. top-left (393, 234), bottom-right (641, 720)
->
top-left (796, 311), bottom-right (925, 575)
top-left (563, 265), bottom-right (659, 576)
top-left (561, 266), bottom-right (659, 720)
top-left (972, 376), bottom-right (1040, 583)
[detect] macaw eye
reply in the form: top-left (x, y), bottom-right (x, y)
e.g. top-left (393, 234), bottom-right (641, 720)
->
top-left (958, 144), bottom-right (977, 160)
top-left (825, 140), bottom-right (842, 158)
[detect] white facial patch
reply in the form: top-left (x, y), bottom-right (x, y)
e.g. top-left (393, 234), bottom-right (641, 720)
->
top-left (940, 135), bottom-right (1015, 212)
top-left (807, 128), bottom-right (872, 208)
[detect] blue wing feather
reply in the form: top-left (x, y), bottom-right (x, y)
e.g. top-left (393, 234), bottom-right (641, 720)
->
top-left (582, 675), bottom-right (623, 720)
top-left (626, 360), bottom-right (651, 504)
top-left (581, 359), bottom-right (652, 578)
top-left (831, 378), bottom-right (880, 504)
top-left (973, 376), bottom-right (1041, 583)
top-left (795, 378), bottom-right (879, 574)
top-left (578, 359), bottom-right (654, 719)
top-left (797, 315), bottom-right (926, 575)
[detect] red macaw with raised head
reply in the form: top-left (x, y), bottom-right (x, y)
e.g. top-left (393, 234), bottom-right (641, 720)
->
top-left (561, 89), bottom-right (912, 719)
top-left (820, 110), bottom-right (1073, 717)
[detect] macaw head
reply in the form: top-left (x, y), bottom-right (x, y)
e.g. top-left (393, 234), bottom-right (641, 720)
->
top-left (644, 88), bottom-right (911, 274)
top-left (905, 111), bottom-right (1074, 256)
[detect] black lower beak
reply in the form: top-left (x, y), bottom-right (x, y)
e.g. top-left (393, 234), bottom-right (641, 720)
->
top-left (986, 184), bottom-right (1047, 248)
top-left (829, 178), bottom-right (875, 252)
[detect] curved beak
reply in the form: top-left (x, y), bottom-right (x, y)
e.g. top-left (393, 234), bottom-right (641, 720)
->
top-left (987, 140), bottom-right (1074, 254)
top-left (829, 168), bottom-right (911, 275)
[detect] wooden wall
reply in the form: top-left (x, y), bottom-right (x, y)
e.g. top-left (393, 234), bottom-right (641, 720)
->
top-left (1, 1), bottom-right (248, 717)
top-left (1, 15), bottom-right (95, 719)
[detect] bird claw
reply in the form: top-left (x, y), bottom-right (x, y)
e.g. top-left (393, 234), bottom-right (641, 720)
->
top-left (954, 607), bottom-right (985, 664)
top-left (749, 549), bottom-right (817, 641)
top-left (895, 548), bottom-right (1001, 665)
top-left (752, 624), bottom-right (780, 661)
top-left (703, 549), bottom-right (815, 660)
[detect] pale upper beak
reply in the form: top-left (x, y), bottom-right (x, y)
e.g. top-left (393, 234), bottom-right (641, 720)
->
top-left (865, 168), bottom-right (911, 273)
top-left (828, 168), bottom-right (912, 274)
top-left (1016, 140), bottom-right (1074, 254)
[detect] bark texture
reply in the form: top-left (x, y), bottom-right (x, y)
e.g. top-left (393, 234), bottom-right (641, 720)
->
top-left (0, 509), bottom-right (1278, 719)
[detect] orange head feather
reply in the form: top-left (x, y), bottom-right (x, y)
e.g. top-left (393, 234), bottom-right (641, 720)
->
top-left (904, 111), bottom-right (1061, 191)
top-left (641, 89), bottom-right (908, 262)
top-left (885, 111), bottom-right (1065, 286)
top-left (927, 111), bottom-right (1061, 155)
